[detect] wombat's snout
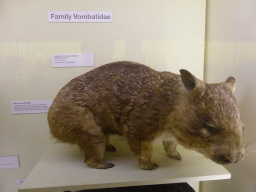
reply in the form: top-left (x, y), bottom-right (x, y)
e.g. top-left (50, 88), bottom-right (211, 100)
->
top-left (215, 148), bottom-right (245, 164)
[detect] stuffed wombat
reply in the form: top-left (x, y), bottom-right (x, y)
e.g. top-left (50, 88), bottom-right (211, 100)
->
top-left (48, 61), bottom-right (245, 170)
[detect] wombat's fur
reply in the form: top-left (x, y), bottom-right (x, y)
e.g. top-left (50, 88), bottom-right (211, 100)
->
top-left (48, 61), bottom-right (245, 170)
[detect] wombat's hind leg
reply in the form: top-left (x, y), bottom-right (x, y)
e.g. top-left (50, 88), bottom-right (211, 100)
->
top-left (105, 135), bottom-right (116, 152)
top-left (163, 140), bottom-right (182, 160)
top-left (78, 113), bottom-right (115, 169)
top-left (82, 136), bottom-right (115, 169)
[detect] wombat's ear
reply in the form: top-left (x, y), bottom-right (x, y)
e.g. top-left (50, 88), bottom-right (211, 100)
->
top-left (224, 76), bottom-right (236, 92)
top-left (180, 69), bottom-right (196, 91)
top-left (180, 69), bottom-right (205, 96)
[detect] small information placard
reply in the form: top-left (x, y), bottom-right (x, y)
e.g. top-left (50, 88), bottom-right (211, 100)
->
top-left (11, 100), bottom-right (53, 115)
top-left (18, 179), bottom-right (25, 188)
top-left (0, 156), bottom-right (19, 169)
top-left (48, 11), bottom-right (113, 23)
top-left (52, 53), bottom-right (94, 68)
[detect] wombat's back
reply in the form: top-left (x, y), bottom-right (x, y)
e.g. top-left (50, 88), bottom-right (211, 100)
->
top-left (48, 61), bottom-right (180, 142)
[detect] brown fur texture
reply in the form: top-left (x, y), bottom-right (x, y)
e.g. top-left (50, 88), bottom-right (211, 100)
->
top-left (47, 61), bottom-right (245, 170)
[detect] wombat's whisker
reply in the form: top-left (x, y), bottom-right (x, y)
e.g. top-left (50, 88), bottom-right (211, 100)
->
top-left (245, 141), bottom-right (256, 154)
top-left (245, 154), bottom-right (254, 157)
top-left (245, 150), bottom-right (256, 154)
top-left (244, 144), bottom-right (256, 156)
top-left (243, 158), bottom-right (250, 163)
top-left (245, 141), bottom-right (254, 149)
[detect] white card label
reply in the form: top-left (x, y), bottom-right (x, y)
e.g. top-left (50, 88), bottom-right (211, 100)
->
top-left (0, 156), bottom-right (19, 169)
top-left (52, 53), bottom-right (94, 68)
top-left (11, 100), bottom-right (53, 114)
top-left (18, 179), bottom-right (25, 188)
top-left (48, 11), bottom-right (113, 23)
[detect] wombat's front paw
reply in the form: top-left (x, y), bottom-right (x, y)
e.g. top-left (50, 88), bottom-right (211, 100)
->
top-left (86, 161), bottom-right (115, 169)
top-left (139, 159), bottom-right (158, 170)
top-left (163, 141), bottom-right (182, 160)
top-left (105, 144), bottom-right (116, 152)
top-left (168, 150), bottom-right (182, 160)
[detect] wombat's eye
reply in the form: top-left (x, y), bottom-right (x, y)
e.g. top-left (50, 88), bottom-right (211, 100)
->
top-left (205, 125), bottom-right (220, 135)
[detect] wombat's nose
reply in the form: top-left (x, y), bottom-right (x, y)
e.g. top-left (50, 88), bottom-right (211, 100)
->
top-left (219, 149), bottom-right (245, 164)
top-left (219, 155), bottom-right (232, 164)
top-left (223, 157), bottom-right (231, 164)
top-left (234, 150), bottom-right (245, 163)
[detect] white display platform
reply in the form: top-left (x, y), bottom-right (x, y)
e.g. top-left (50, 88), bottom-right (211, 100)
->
top-left (19, 139), bottom-right (231, 192)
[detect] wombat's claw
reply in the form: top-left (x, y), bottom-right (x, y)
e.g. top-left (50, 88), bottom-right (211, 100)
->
top-left (87, 161), bottom-right (115, 169)
top-left (169, 152), bottom-right (182, 160)
top-left (105, 144), bottom-right (116, 152)
top-left (139, 160), bottom-right (158, 170)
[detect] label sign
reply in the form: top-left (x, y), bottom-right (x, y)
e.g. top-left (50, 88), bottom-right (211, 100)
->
top-left (11, 100), bottom-right (53, 114)
top-left (52, 53), bottom-right (94, 67)
top-left (0, 156), bottom-right (19, 169)
top-left (48, 11), bottom-right (113, 23)
top-left (18, 179), bottom-right (25, 188)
